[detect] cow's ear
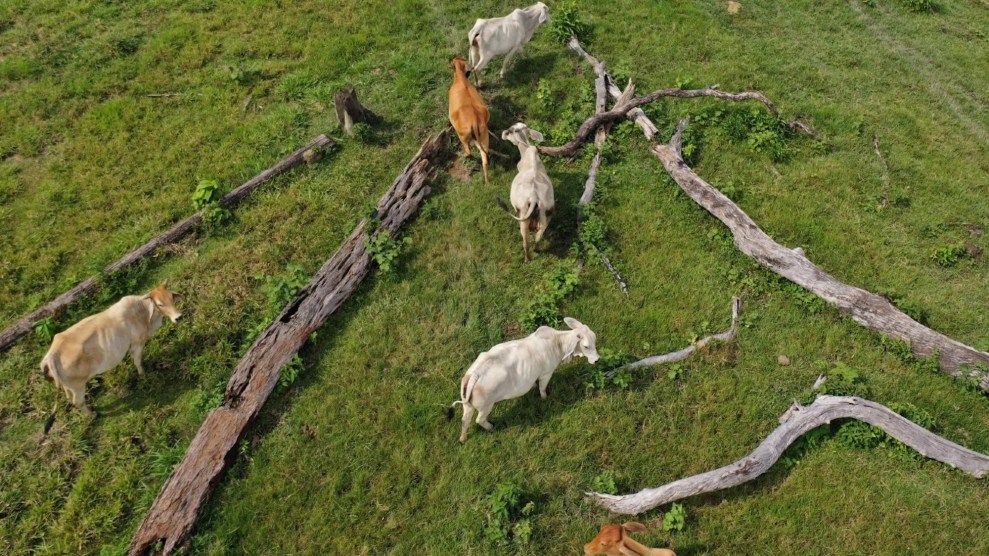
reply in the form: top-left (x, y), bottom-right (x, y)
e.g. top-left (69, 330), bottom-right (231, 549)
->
top-left (528, 129), bottom-right (544, 143)
top-left (501, 129), bottom-right (511, 140)
top-left (563, 317), bottom-right (581, 330)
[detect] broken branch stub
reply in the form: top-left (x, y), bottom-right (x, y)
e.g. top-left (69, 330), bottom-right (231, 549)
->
top-left (0, 134), bottom-right (334, 354)
top-left (655, 120), bottom-right (989, 389)
top-left (129, 129), bottom-right (451, 556)
top-left (334, 85), bottom-right (380, 135)
top-left (589, 395), bottom-right (989, 514)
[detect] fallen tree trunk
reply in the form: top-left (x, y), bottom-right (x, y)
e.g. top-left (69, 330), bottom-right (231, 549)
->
top-left (655, 120), bottom-right (989, 388)
top-left (0, 135), bottom-right (334, 354)
top-left (629, 297), bottom-right (740, 370)
top-left (563, 39), bottom-right (989, 388)
top-left (129, 129), bottom-right (450, 555)
top-left (589, 395), bottom-right (989, 514)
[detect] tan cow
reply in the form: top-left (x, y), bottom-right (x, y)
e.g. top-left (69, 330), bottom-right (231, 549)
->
top-left (584, 522), bottom-right (676, 556)
top-left (448, 56), bottom-right (490, 185)
top-left (40, 281), bottom-right (183, 418)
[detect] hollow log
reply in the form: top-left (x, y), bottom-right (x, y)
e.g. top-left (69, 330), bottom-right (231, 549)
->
top-left (0, 135), bottom-right (334, 354)
top-left (334, 85), bottom-right (380, 135)
top-left (589, 395), bottom-right (989, 514)
top-left (128, 129), bottom-right (450, 556)
top-left (655, 120), bottom-right (989, 388)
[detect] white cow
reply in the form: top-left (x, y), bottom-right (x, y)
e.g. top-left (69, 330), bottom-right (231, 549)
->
top-left (499, 122), bottom-right (554, 262)
top-left (40, 281), bottom-right (183, 418)
top-left (468, 2), bottom-right (550, 87)
top-left (454, 317), bottom-right (599, 443)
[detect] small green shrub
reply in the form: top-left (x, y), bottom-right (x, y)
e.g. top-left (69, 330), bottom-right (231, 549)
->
top-left (662, 502), bottom-right (687, 533)
top-left (549, 2), bottom-right (590, 44)
top-left (34, 317), bottom-right (55, 341)
top-left (931, 243), bottom-right (968, 268)
top-left (817, 361), bottom-right (871, 398)
top-left (350, 122), bottom-right (374, 143)
top-left (667, 363), bottom-right (685, 381)
top-left (277, 354), bottom-right (305, 392)
top-left (485, 483), bottom-right (536, 547)
top-left (191, 179), bottom-right (232, 227)
top-left (590, 470), bottom-right (618, 495)
top-left (902, 0), bottom-right (938, 12)
top-left (780, 425), bottom-right (830, 468)
top-left (520, 264), bottom-right (580, 331)
top-left (585, 349), bottom-right (633, 390)
top-left (364, 230), bottom-right (411, 273)
top-left (263, 263), bottom-right (309, 309)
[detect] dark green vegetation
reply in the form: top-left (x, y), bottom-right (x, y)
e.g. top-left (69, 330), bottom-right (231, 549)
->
top-left (2, 0), bottom-right (989, 554)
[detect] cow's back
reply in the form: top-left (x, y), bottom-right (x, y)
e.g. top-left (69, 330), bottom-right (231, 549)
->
top-left (49, 296), bottom-right (150, 379)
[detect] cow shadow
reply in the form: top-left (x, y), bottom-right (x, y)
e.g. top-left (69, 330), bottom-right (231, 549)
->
top-left (478, 361), bottom-right (596, 433)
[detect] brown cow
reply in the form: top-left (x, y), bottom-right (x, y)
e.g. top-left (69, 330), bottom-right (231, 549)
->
top-left (448, 56), bottom-right (490, 184)
top-left (40, 281), bottom-right (183, 418)
top-left (584, 522), bottom-right (676, 556)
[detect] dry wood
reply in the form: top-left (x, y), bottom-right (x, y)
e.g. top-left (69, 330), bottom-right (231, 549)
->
top-left (563, 39), bottom-right (988, 387)
top-left (872, 133), bottom-right (892, 209)
top-left (627, 297), bottom-right (740, 371)
top-left (334, 85), bottom-right (380, 135)
top-left (128, 129), bottom-right (450, 556)
top-left (590, 395), bottom-right (989, 514)
top-left (0, 135), bottom-right (334, 354)
top-left (654, 120), bottom-right (989, 388)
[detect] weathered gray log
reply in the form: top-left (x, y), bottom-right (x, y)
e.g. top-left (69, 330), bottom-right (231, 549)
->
top-left (629, 296), bottom-right (740, 370)
top-left (0, 135), bottom-right (334, 354)
top-left (564, 39), bottom-right (989, 386)
top-left (128, 129), bottom-right (450, 556)
top-left (334, 85), bottom-right (380, 135)
top-left (590, 395), bottom-right (989, 514)
top-left (655, 120), bottom-right (989, 388)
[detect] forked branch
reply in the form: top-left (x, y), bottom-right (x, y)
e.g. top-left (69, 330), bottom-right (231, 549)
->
top-left (589, 395), bottom-right (989, 514)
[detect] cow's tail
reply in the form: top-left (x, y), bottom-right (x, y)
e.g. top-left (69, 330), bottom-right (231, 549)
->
top-left (468, 24), bottom-right (482, 68)
top-left (496, 197), bottom-right (537, 222)
top-left (446, 371), bottom-right (477, 420)
top-left (40, 353), bottom-right (63, 435)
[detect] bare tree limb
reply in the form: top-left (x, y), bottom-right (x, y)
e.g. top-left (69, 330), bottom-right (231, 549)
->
top-left (589, 395), bottom-right (989, 514)
top-left (127, 129), bottom-right (450, 555)
top-left (627, 296), bottom-right (740, 370)
top-left (656, 120), bottom-right (989, 388)
top-left (0, 135), bottom-right (334, 354)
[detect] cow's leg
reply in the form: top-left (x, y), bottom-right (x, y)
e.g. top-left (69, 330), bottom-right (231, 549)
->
top-left (455, 130), bottom-right (473, 157)
top-left (475, 403), bottom-right (495, 431)
top-left (68, 383), bottom-right (96, 418)
top-left (131, 343), bottom-right (146, 377)
top-left (499, 47), bottom-right (520, 79)
top-left (520, 219), bottom-right (531, 263)
top-left (459, 403), bottom-right (476, 444)
top-left (533, 211), bottom-right (550, 248)
top-left (537, 373), bottom-right (552, 399)
top-left (472, 52), bottom-right (489, 87)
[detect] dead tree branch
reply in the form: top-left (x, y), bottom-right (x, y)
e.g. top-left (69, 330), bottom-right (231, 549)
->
top-left (128, 129), bottom-right (450, 556)
top-left (655, 120), bottom-right (989, 388)
top-left (0, 135), bottom-right (334, 354)
top-left (589, 395), bottom-right (989, 514)
top-left (628, 296), bottom-right (740, 370)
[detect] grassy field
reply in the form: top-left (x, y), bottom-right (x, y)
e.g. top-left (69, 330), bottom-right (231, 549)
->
top-left (2, 0), bottom-right (989, 554)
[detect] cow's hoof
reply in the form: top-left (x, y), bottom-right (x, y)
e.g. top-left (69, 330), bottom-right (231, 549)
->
top-left (459, 437), bottom-right (467, 445)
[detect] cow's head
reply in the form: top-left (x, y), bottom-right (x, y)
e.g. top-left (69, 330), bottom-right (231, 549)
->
top-left (501, 122), bottom-right (544, 147)
top-left (563, 317), bottom-right (599, 364)
top-left (450, 56), bottom-right (469, 74)
top-left (535, 2), bottom-right (550, 24)
top-left (146, 280), bottom-right (184, 323)
top-left (584, 522), bottom-right (648, 556)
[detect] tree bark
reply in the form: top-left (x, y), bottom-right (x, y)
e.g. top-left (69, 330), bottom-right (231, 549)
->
top-left (590, 395), bottom-right (989, 514)
top-left (128, 129), bottom-right (450, 556)
top-left (655, 120), bottom-right (989, 388)
top-left (0, 135), bottom-right (334, 354)
top-left (334, 85), bottom-right (380, 135)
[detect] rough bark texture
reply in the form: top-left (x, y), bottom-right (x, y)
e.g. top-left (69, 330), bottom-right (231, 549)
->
top-left (590, 395), bottom-right (989, 514)
top-left (0, 135), bottom-right (334, 354)
top-left (334, 85), bottom-right (380, 135)
top-left (128, 129), bottom-right (450, 556)
top-left (655, 120), bottom-right (989, 389)
top-left (628, 297), bottom-right (740, 369)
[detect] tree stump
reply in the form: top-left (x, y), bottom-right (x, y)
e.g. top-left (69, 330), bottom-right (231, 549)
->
top-left (334, 85), bottom-right (380, 135)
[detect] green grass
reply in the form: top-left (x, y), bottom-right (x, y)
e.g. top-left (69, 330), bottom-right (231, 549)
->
top-left (2, 0), bottom-right (989, 554)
